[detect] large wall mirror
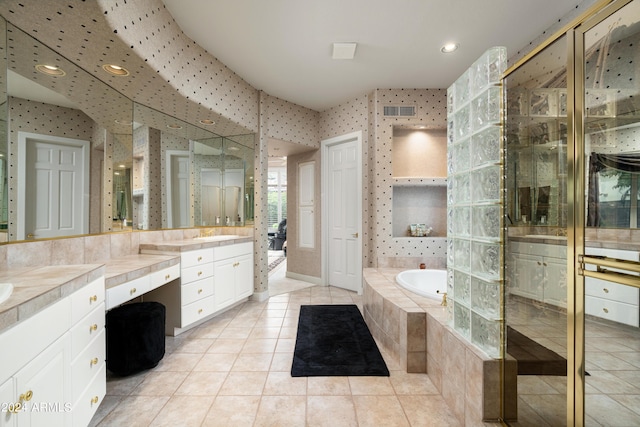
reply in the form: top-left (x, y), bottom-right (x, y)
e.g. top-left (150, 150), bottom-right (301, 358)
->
top-left (0, 18), bottom-right (254, 243)
top-left (132, 103), bottom-right (254, 231)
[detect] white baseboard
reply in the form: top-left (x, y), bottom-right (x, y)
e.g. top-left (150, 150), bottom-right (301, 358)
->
top-left (286, 271), bottom-right (323, 285)
top-left (251, 289), bottom-right (270, 302)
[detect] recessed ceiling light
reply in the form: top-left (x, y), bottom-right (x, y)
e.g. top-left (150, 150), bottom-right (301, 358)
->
top-left (166, 124), bottom-right (183, 130)
top-left (115, 119), bottom-right (132, 125)
top-left (228, 146), bottom-right (240, 151)
top-left (119, 164), bottom-right (126, 168)
top-left (199, 119), bottom-right (215, 125)
top-left (35, 64), bottom-right (66, 76)
top-left (441, 43), bottom-right (459, 53)
top-left (332, 42), bottom-right (357, 60)
top-left (102, 64), bottom-right (130, 76)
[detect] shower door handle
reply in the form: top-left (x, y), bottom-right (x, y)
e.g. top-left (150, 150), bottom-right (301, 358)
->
top-left (579, 255), bottom-right (640, 288)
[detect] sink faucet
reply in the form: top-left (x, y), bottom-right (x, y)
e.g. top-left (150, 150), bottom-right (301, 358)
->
top-left (199, 229), bottom-right (215, 238)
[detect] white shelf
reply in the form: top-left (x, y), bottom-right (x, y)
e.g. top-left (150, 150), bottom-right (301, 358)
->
top-left (392, 177), bottom-right (447, 186)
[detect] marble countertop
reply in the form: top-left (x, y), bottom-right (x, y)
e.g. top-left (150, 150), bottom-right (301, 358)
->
top-left (0, 264), bottom-right (105, 333)
top-left (0, 253), bottom-right (181, 333)
top-left (139, 235), bottom-right (253, 253)
top-left (103, 254), bottom-right (180, 289)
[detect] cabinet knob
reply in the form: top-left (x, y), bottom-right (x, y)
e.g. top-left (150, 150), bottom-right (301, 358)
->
top-left (165, 274), bottom-right (171, 280)
top-left (198, 308), bottom-right (203, 314)
top-left (91, 396), bottom-right (99, 405)
top-left (603, 288), bottom-right (609, 293)
top-left (543, 262), bottom-right (547, 267)
top-left (198, 271), bottom-right (203, 276)
top-left (8, 402), bottom-right (22, 413)
top-left (198, 289), bottom-right (203, 294)
top-left (89, 295), bottom-right (98, 303)
top-left (91, 357), bottom-right (99, 366)
top-left (603, 308), bottom-right (609, 314)
top-left (90, 324), bottom-right (98, 333)
top-left (198, 256), bottom-right (203, 261)
top-left (19, 390), bottom-right (33, 402)
top-left (130, 288), bottom-right (137, 295)
top-left (537, 261), bottom-right (542, 266)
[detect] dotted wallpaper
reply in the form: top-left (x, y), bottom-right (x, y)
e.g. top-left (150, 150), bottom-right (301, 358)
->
top-left (372, 89), bottom-right (448, 267)
top-left (265, 94), bottom-right (320, 148)
top-left (317, 90), bottom-right (449, 269)
top-left (509, 0), bottom-right (598, 66)
top-left (0, 1), bottom-right (255, 137)
top-left (7, 97), bottom-right (95, 240)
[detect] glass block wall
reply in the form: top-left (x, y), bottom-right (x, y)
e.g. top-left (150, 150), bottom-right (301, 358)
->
top-left (446, 47), bottom-right (506, 358)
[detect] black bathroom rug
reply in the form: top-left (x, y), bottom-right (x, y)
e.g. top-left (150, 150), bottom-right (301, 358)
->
top-left (291, 304), bottom-right (389, 377)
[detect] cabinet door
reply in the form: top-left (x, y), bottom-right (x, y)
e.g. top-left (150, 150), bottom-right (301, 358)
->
top-left (235, 254), bottom-right (254, 299)
top-left (214, 258), bottom-right (236, 311)
top-left (0, 378), bottom-right (16, 427)
top-left (543, 256), bottom-right (567, 308)
top-left (15, 334), bottom-right (70, 427)
top-left (511, 253), bottom-right (544, 301)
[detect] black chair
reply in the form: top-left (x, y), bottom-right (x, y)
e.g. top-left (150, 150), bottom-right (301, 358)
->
top-left (269, 219), bottom-right (287, 251)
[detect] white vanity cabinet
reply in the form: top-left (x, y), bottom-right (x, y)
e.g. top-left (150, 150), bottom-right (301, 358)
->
top-left (585, 247), bottom-right (640, 327)
top-left (213, 242), bottom-right (253, 312)
top-left (144, 241), bottom-right (253, 336)
top-left (146, 247), bottom-right (216, 335)
top-left (508, 241), bottom-right (567, 308)
top-left (0, 276), bottom-right (105, 427)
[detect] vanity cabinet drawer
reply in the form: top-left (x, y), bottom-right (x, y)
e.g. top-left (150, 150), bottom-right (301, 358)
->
top-left (182, 263), bottom-right (214, 285)
top-left (586, 278), bottom-right (639, 304)
top-left (213, 242), bottom-right (253, 260)
top-left (72, 363), bottom-right (106, 427)
top-left (149, 264), bottom-right (180, 292)
top-left (105, 275), bottom-right (150, 310)
top-left (181, 277), bottom-right (214, 306)
top-left (71, 276), bottom-right (105, 324)
top-left (70, 302), bottom-right (105, 357)
top-left (586, 295), bottom-right (639, 327)
top-left (181, 295), bottom-right (215, 326)
top-left (70, 329), bottom-right (105, 403)
top-left (181, 248), bottom-right (214, 268)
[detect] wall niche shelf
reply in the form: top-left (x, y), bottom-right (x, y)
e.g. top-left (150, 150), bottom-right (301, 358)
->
top-left (391, 127), bottom-right (448, 239)
top-left (392, 177), bottom-right (447, 187)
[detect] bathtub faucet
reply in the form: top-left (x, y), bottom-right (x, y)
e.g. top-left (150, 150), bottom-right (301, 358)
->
top-left (436, 290), bottom-right (447, 306)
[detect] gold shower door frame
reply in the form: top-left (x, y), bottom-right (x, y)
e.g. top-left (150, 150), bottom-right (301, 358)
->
top-left (503, 0), bottom-right (639, 425)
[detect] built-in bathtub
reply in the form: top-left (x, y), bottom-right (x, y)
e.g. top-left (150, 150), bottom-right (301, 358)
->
top-left (363, 268), bottom-right (517, 424)
top-left (395, 269), bottom-right (447, 301)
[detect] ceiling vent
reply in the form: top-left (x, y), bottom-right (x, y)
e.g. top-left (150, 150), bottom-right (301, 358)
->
top-left (383, 105), bottom-right (416, 117)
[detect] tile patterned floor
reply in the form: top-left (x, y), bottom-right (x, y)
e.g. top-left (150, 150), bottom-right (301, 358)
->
top-left (506, 298), bottom-right (640, 426)
top-left (90, 279), bottom-right (465, 426)
top-left (89, 263), bottom-right (640, 426)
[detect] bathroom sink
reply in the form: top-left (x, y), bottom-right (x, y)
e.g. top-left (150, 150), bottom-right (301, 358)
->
top-left (524, 234), bottom-right (567, 240)
top-left (0, 283), bottom-right (13, 305)
top-left (194, 235), bottom-right (241, 242)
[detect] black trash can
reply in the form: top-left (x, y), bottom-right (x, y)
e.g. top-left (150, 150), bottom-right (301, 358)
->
top-left (106, 302), bottom-right (166, 376)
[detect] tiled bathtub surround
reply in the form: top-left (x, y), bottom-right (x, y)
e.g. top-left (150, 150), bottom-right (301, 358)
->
top-left (363, 268), bottom-right (517, 424)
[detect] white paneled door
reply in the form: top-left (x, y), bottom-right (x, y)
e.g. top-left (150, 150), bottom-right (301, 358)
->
top-left (323, 132), bottom-right (362, 293)
top-left (18, 133), bottom-right (89, 240)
